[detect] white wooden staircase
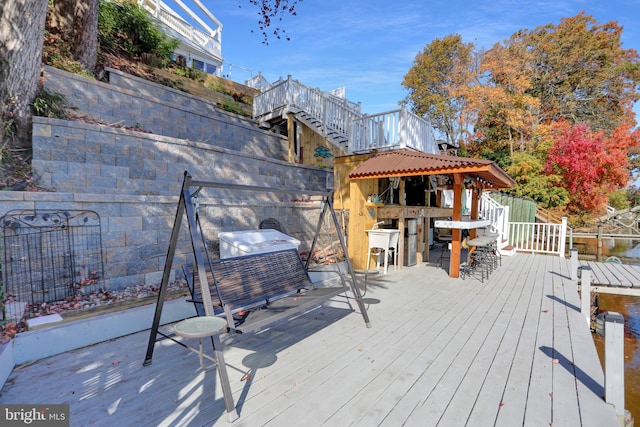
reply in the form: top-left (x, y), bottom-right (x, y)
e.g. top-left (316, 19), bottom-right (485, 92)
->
top-left (292, 109), bottom-right (350, 152)
top-left (481, 192), bottom-right (517, 256)
top-left (253, 75), bottom-right (440, 155)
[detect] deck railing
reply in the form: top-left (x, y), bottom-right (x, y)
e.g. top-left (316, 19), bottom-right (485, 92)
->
top-left (245, 73), bottom-right (272, 92)
top-left (508, 217), bottom-right (568, 257)
top-left (138, 0), bottom-right (222, 59)
top-left (481, 193), bottom-right (569, 257)
top-left (253, 77), bottom-right (439, 154)
top-left (349, 107), bottom-right (439, 154)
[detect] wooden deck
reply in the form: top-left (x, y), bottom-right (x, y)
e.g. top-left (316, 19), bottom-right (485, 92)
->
top-left (0, 254), bottom-right (619, 426)
top-left (580, 259), bottom-right (640, 295)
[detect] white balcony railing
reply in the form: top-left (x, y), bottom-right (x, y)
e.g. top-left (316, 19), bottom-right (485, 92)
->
top-left (350, 107), bottom-right (439, 154)
top-left (138, 0), bottom-right (222, 60)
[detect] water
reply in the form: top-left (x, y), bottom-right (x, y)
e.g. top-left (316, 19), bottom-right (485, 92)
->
top-left (593, 294), bottom-right (640, 421)
top-left (592, 238), bottom-right (640, 421)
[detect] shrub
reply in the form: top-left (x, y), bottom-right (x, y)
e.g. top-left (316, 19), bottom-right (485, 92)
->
top-left (32, 88), bottom-right (69, 119)
top-left (220, 98), bottom-right (242, 114)
top-left (98, 0), bottom-right (179, 65)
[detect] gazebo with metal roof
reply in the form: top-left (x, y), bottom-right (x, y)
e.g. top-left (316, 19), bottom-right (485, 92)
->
top-left (346, 149), bottom-right (515, 278)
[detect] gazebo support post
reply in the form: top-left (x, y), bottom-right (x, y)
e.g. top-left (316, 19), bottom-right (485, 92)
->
top-left (470, 187), bottom-right (480, 240)
top-left (449, 174), bottom-right (463, 278)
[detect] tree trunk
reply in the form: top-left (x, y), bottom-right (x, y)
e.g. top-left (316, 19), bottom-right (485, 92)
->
top-left (73, 0), bottom-right (98, 71)
top-left (47, 0), bottom-right (75, 39)
top-left (0, 0), bottom-right (48, 150)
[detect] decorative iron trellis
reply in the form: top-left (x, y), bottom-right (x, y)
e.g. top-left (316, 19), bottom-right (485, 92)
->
top-left (1, 209), bottom-right (104, 321)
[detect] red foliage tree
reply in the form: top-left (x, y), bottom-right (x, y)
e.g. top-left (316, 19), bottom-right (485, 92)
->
top-left (545, 121), bottom-right (639, 212)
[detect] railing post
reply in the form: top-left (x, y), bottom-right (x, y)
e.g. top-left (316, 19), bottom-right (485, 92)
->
top-left (569, 227), bottom-right (573, 250)
top-left (597, 224), bottom-right (603, 262)
top-left (286, 75), bottom-right (293, 105)
top-left (580, 265), bottom-right (591, 325)
top-left (559, 217), bottom-right (567, 258)
top-left (503, 205), bottom-right (510, 245)
top-left (399, 105), bottom-right (407, 147)
top-left (570, 248), bottom-right (578, 281)
top-left (596, 312), bottom-right (628, 421)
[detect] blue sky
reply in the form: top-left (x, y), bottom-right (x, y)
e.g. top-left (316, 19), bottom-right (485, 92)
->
top-left (188, 0), bottom-right (639, 117)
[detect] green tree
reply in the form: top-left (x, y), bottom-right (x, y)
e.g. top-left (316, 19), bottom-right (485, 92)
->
top-left (463, 12), bottom-right (640, 215)
top-left (476, 12), bottom-right (639, 138)
top-left (465, 41), bottom-right (541, 157)
top-left (526, 13), bottom-right (639, 132)
top-left (402, 34), bottom-right (476, 146)
top-left (505, 151), bottom-right (569, 208)
top-left (608, 189), bottom-right (630, 211)
top-left (97, 0), bottom-right (178, 62)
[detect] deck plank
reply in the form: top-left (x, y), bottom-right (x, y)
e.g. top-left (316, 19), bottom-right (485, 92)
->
top-left (0, 254), bottom-right (619, 426)
top-left (375, 271), bottom-right (514, 425)
top-left (494, 254), bottom-right (551, 426)
top-left (550, 255), bottom-right (583, 427)
top-left (458, 254), bottom-right (537, 425)
top-left (618, 263), bottom-right (640, 287)
top-left (560, 258), bottom-right (616, 427)
top-left (607, 263), bottom-right (639, 287)
top-left (428, 253), bottom-right (531, 426)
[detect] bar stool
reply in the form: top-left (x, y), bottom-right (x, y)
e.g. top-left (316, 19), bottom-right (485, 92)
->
top-left (439, 241), bottom-right (452, 268)
top-left (174, 316), bottom-right (227, 369)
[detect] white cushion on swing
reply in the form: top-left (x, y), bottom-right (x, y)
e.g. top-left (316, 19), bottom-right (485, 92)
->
top-left (219, 229), bottom-right (301, 258)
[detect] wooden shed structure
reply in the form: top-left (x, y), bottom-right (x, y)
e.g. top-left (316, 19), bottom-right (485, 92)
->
top-left (335, 149), bottom-right (515, 278)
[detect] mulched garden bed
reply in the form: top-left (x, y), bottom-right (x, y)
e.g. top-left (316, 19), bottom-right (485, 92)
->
top-left (1, 280), bottom-right (189, 344)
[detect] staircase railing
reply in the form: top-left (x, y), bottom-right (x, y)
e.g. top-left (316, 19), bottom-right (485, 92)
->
top-left (253, 77), bottom-right (440, 154)
top-left (245, 73), bottom-right (272, 92)
top-left (536, 205), bottom-right (564, 224)
top-left (253, 76), bottom-right (362, 138)
top-left (480, 192), bottom-right (509, 248)
top-left (349, 107), bottom-right (439, 154)
top-left (139, 0), bottom-right (222, 59)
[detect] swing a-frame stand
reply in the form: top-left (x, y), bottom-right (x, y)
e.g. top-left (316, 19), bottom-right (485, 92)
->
top-left (143, 171), bottom-right (371, 421)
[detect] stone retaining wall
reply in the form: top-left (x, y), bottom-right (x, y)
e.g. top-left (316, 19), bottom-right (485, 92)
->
top-left (0, 189), bottom-right (330, 291)
top-left (31, 117), bottom-right (328, 196)
top-left (4, 116), bottom-right (333, 290)
top-left (43, 65), bottom-right (287, 160)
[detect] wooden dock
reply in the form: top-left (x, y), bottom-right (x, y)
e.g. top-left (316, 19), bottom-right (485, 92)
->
top-left (580, 259), bottom-right (640, 295)
top-left (0, 253), bottom-right (619, 426)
